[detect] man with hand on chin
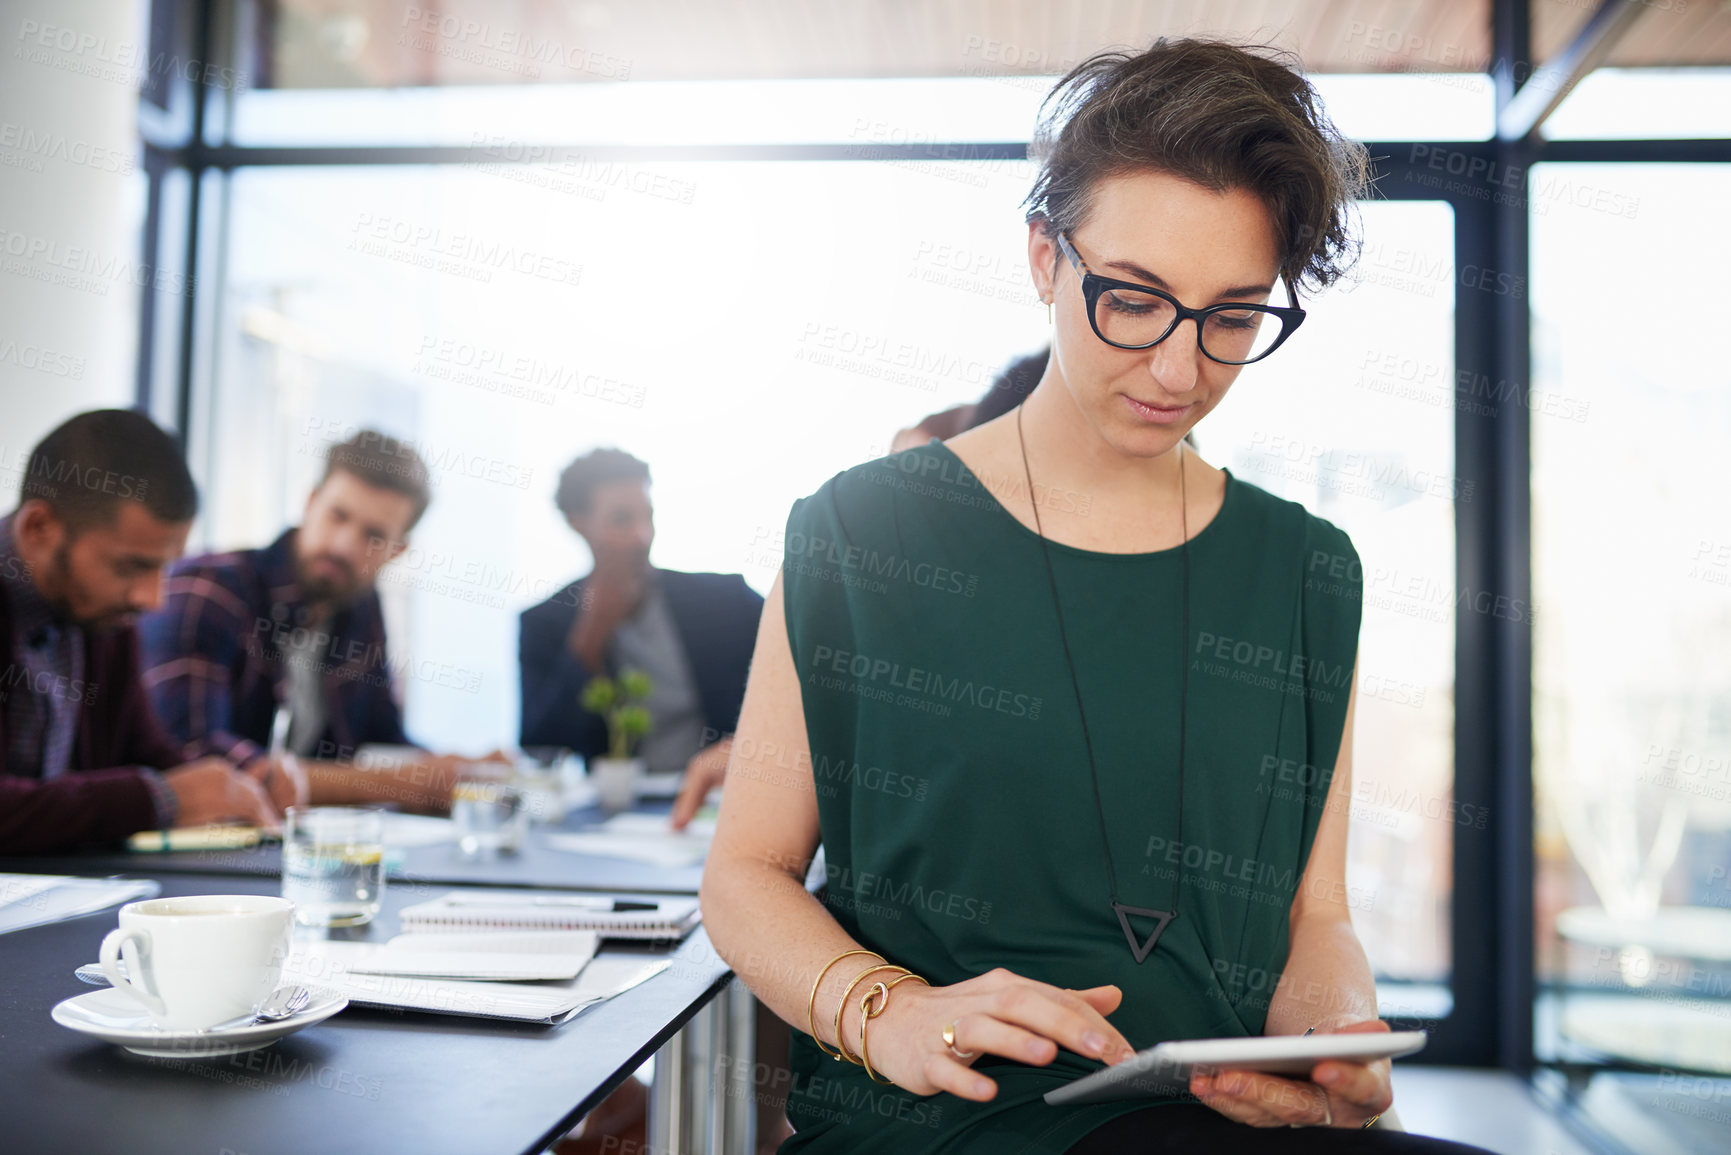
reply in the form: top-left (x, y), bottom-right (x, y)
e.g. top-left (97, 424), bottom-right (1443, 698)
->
top-left (141, 429), bottom-right (486, 815)
top-left (519, 449), bottom-right (760, 827)
top-left (0, 410), bottom-right (277, 854)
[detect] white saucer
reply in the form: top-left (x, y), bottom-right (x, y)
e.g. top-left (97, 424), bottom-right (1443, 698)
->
top-left (52, 985), bottom-right (348, 1058)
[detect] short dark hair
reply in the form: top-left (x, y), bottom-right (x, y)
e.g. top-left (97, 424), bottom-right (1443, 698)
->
top-left (1024, 38), bottom-right (1370, 293)
top-left (21, 409), bottom-right (199, 532)
top-left (321, 430), bottom-right (432, 531)
top-left (555, 449), bottom-right (650, 519)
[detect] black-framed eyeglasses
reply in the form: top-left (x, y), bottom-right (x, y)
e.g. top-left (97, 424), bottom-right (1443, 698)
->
top-left (1055, 232), bottom-right (1306, 365)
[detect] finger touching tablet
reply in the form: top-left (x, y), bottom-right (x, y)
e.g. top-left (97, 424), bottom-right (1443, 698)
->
top-left (1043, 1030), bottom-right (1427, 1106)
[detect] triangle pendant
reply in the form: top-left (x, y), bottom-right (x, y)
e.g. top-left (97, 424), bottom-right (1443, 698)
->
top-left (1113, 902), bottom-right (1176, 964)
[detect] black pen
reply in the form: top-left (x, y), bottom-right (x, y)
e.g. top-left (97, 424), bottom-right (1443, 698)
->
top-left (442, 895), bottom-right (662, 912)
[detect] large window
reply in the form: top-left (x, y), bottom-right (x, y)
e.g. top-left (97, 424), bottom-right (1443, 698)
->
top-left (204, 166), bottom-right (1465, 999)
top-left (1203, 202), bottom-right (1459, 992)
top-left (1532, 162), bottom-right (1731, 1152)
top-left (135, 0), bottom-right (1731, 1123)
top-left (203, 156), bottom-right (1041, 749)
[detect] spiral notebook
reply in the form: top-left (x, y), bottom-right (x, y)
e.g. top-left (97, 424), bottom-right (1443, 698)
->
top-left (398, 889), bottom-right (701, 941)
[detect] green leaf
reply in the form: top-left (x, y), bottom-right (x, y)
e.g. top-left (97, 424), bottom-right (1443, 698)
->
top-left (580, 677), bottom-right (616, 713)
top-left (617, 705), bottom-right (652, 739)
top-left (618, 668), bottom-right (653, 702)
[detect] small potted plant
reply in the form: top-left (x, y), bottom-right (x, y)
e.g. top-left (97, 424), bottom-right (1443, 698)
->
top-left (581, 668), bottom-right (653, 812)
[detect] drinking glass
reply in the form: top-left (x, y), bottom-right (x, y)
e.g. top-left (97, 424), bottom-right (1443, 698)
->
top-left (281, 806), bottom-right (386, 927)
top-left (452, 767), bottom-right (528, 856)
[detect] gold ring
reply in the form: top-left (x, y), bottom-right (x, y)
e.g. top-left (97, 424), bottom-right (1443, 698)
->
top-left (1362, 1113), bottom-right (1381, 1129)
top-left (942, 1020), bottom-right (977, 1059)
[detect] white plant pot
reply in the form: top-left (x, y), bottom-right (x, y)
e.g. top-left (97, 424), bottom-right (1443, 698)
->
top-left (591, 757), bottom-right (645, 814)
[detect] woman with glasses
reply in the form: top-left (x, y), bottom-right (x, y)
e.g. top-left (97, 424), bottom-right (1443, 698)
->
top-left (701, 38), bottom-right (1492, 1154)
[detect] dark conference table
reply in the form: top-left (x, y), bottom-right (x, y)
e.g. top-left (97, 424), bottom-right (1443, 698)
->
top-left (0, 809), bottom-right (761, 1155)
top-left (0, 800), bottom-right (707, 895)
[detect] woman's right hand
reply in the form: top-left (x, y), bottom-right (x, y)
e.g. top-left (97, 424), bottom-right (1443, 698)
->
top-left (859, 967), bottom-right (1138, 1100)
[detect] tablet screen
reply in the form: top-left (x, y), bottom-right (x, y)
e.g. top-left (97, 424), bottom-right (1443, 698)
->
top-left (1043, 1030), bottom-right (1428, 1106)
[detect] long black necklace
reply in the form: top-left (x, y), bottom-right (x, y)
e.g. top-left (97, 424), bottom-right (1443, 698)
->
top-left (1016, 402), bottom-right (1188, 964)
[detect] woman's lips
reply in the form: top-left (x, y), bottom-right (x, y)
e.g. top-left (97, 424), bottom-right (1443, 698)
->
top-left (1123, 395), bottom-right (1193, 425)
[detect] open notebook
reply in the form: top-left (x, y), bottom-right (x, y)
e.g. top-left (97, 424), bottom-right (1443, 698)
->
top-left (399, 889), bottom-right (701, 940)
top-left (284, 932), bottom-right (665, 1024)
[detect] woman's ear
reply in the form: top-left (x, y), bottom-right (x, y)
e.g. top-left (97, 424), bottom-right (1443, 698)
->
top-left (1026, 220), bottom-right (1059, 305)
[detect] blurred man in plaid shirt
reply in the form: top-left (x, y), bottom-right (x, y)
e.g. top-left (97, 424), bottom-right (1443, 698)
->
top-left (139, 430), bottom-right (482, 814)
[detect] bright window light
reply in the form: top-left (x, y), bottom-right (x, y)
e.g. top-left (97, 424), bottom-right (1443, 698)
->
top-left (232, 72), bottom-right (1494, 150)
top-left (1544, 68), bottom-right (1731, 140)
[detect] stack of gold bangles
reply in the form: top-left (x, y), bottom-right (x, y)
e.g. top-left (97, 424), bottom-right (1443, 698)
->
top-left (808, 948), bottom-right (930, 1084)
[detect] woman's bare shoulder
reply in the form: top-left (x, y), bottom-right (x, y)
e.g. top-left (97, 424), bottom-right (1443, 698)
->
top-left (941, 411), bottom-right (1018, 482)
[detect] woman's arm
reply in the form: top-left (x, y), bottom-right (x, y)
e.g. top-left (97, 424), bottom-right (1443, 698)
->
top-left (1266, 662), bottom-right (1375, 1034)
top-left (701, 570), bottom-right (1137, 1100)
top-left (699, 569), bottom-right (866, 1049)
top-left (1189, 662), bottom-right (1396, 1128)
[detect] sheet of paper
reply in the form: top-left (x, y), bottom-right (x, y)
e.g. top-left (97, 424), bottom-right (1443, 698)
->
top-left (0, 875), bottom-right (161, 936)
top-left (382, 812), bottom-right (461, 847)
top-left (633, 773), bottom-right (682, 799)
top-left (543, 831), bottom-right (706, 868)
top-left (0, 874), bottom-right (66, 908)
top-left (543, 812), bottom-right (713, 867)
top-left (283, 947), bottom-right (669, 1023)
top-left (290, 932), bottom-right (599, 981)
top-left (598, 812), bottom-right (716, 839)
top-left (389, 930), bottom-right (603, 955)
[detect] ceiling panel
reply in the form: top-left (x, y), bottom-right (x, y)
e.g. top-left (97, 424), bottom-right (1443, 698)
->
top-left (266, 0), bottom-right (1510, 87)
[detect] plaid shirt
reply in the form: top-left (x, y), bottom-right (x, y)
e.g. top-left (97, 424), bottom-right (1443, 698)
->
top-left (0, 515), bottom-right (83, 782)
top-left (138, 529), bottom-right (411, 766)
top-left (0, 514), bottom-right (177, 829)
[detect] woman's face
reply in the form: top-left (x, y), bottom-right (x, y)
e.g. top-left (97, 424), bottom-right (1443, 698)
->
top-left (1028, 169), bottom-right (1283, 459)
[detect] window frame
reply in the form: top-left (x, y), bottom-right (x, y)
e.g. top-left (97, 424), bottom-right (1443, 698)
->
top-left (133, 0), bottom-right (1731, 1081)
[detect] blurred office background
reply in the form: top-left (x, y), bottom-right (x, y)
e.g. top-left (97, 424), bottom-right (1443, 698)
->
top-left (1, 2), bottom-right (1727, 1151)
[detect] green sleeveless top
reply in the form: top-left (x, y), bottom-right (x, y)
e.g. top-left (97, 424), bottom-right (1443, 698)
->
top-left (778, 442), bottom-right (1362, 1155)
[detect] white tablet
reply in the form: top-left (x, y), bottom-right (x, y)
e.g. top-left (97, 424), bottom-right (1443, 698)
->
top-left (1043, 1030), bottom-right (1427, 1106)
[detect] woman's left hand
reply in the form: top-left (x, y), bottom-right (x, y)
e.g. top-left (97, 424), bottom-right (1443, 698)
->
top-left (1187, 1017), bottom-right (1394, 1128)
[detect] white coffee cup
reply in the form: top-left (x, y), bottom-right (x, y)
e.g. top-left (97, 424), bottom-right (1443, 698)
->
top-left (99, 894), bottom-right (294, 1031)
